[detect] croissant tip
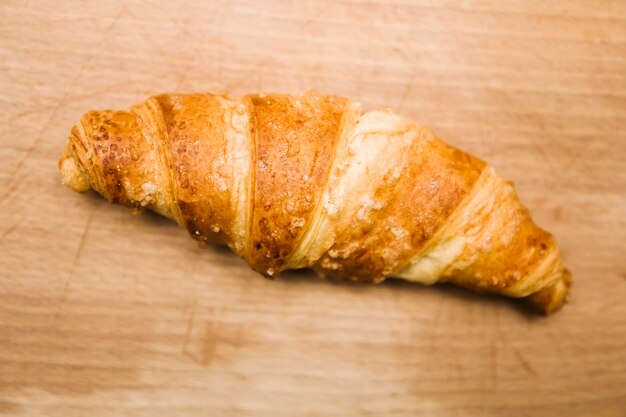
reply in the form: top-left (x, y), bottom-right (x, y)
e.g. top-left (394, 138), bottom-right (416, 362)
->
top-left (59, 144), bottom-right (91, 193)
top-left (525, 269), bottom-right (572, 315)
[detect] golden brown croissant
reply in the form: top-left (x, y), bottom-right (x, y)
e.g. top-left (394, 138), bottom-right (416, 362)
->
top-left (58, 91), bottom-right (571, 314)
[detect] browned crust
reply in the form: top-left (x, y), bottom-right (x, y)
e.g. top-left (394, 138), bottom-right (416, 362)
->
top-left (154, 94), bottom-right (236, 245)
top-left (440, 184), bottom-right (562, 294)
top-left (315, 130), bottom-right (486, 282)
top-left (77, 110), bottom-right (155, 207)
top-left (244, 92), bottom-right (350, 276)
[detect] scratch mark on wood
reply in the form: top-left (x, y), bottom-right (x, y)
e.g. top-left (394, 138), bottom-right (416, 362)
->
top-left (0, 223), bottom-right (17, 240)
top-left (118, 4), bottom-right (180, 76)
top-left (54, 210), bottom-right (95, 320)
top-left (496, 311), bottom-right (537, 376)
top-left (199, 322), bottom-right (219, 366)
top-left (0, 154), bottom-right (28, 204)
top-left (181, 297), bottom-right (198, 362)
top-left (182, 302), bottom-right (250, 367)
top-left (199, 317), bottom-right (246, 366)
top-left (512, 346), bottom-right (537, 376)
top-left (12, 104), bottom-right (61, 120)
top-left (10, 82), bottom-right (136, 123)
top-left (105, 8), bottom-right (124, 34)
top-left (529, 137), bottom-right (558, 175)
top-left (0, 7), bottom-right (126, 205)
top-left (562, 141), bottom-right (593, 173)
top-left (0, 400), bottom-right (19, 414)
top-left (397, 75), bottom-right (415, 111)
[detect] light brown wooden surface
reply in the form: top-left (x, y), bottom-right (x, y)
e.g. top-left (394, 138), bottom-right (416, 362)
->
top-left (1, 1), bottom-right (625, 416)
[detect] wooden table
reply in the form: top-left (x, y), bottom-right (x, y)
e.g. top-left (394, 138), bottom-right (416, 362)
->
top-left (1, 1), bottom-right (625, 416)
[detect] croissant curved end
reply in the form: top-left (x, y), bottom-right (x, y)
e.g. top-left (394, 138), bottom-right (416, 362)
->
top-left (525, 269), bottom-right (572, 315)
top-left (59, 142), bottom-right (91, 193)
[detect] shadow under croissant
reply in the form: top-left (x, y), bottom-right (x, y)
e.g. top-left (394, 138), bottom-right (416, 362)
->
top-left (82, 192), bottom-right (552, 319)
top-left (213, 249), bottom-right (549, 320)
top-left (284, 269), bottom-right (545, 320)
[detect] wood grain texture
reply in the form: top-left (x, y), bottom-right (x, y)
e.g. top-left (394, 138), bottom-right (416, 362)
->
top-left (0, 1), bottom-right (625, 416)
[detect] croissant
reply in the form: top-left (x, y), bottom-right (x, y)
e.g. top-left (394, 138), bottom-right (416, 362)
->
top-left (58, 91), bottom-right (571, 314)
